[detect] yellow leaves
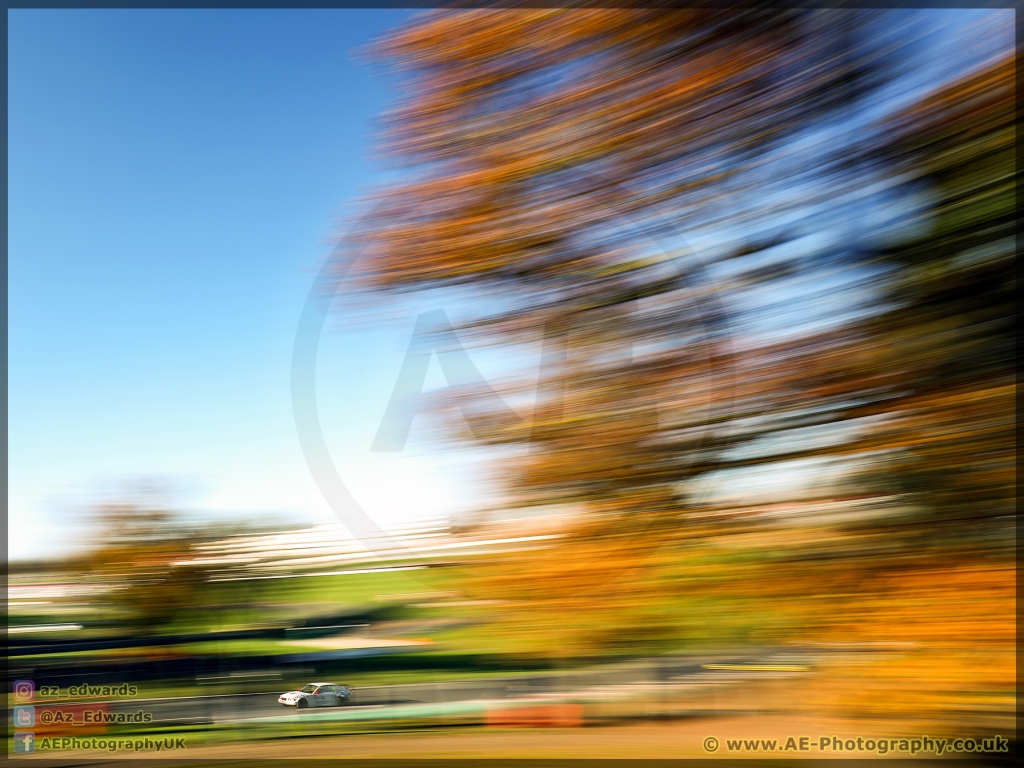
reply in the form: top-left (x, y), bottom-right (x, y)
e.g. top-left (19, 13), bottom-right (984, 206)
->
top-left (344, 13), bottom-right (1013, 677)
top-left (801, 561), bottom-right (1015, 725)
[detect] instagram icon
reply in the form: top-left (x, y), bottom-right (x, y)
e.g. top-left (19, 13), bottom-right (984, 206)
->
top-left (13, 680), bottom-right (35, 702)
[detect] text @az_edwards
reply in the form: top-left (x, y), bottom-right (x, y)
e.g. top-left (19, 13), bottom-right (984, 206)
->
top-left (37, 708), bottom-right (153, 725)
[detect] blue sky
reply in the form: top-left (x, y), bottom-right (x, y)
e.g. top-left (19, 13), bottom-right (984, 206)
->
top-left (8, 9), bottom-right (428, 560)
top-left (8, 9), bottom-right (1013, 562)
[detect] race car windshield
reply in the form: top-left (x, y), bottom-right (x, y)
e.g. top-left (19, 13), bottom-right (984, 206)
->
top-left (299, 685), bottom-right (317, 693)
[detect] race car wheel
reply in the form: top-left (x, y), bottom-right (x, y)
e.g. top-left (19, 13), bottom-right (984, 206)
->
top-left (297, 699), bottom-right (308, 709)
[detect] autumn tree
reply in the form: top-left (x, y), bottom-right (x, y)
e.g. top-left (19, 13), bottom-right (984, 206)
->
top-left (350, 8), bottom-right (877, 513)
top-left (78, 489), bottom-right (267, 633)
top-left (851, 56), bottom-right (1015, 553)
top-left (336, 10), bottom-right (1013, 659)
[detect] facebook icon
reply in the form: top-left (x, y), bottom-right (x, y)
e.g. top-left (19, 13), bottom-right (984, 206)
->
top-left (13, 732), bottom-right (35, 753)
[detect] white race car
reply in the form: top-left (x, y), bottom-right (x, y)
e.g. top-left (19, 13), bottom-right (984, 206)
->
top-left (278, 682), bottom-right (352, 708)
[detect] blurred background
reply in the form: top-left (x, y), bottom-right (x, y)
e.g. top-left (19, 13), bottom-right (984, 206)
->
top-left (7, 8), bottom-right (1014, 759)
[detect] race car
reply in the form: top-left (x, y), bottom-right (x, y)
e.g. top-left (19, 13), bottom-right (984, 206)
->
top-left (278, 682), bottom-right (352, 708)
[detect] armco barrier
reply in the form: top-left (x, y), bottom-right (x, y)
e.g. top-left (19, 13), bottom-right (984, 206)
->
top-left (217, 655), bottom-right (814, 738)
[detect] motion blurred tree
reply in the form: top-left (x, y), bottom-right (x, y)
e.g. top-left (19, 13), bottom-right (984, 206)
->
top-left (340, 10), bottom-right (1013, 658)
top-left (852, 57), bottom-right (1015, 552)
top-left (77, 489), bottom-right (261, 633)
top-left (352, 8), bottom-right (875, 514)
